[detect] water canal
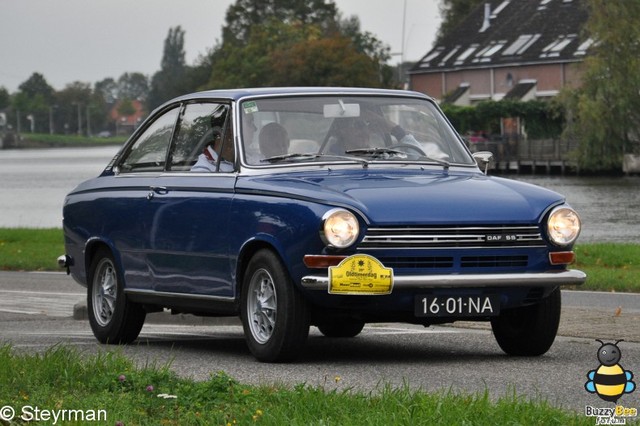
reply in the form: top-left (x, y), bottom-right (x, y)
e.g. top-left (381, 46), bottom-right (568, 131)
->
top-left (1, 147), bottom-right (638, 243)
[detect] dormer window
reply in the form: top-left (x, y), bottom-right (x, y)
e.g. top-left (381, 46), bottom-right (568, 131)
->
top-left (473, 41), bottom-right (506, 63)
top-left (491, 1), bottom-right (511, 18)
top-left (502, 34), bottom-right (541, 56)
top-left (574, 38), bottom-right (594, 56)
top-left (540, 35), bottom-right (576, 58)
top-left (454, 45), bottom-right (478, 65)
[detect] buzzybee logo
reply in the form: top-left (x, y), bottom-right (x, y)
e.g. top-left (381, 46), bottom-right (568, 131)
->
top-left (585, 339), bottom-right (635, 403)
top-left (583, 339), bottom-right (637, 425)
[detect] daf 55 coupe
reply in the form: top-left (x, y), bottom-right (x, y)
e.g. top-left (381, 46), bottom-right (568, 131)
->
top-left (59, 87), bottom-right (585, 362)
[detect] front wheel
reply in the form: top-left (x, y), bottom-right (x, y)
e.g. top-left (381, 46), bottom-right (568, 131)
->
top-left (87, 248), bottom-right (146, 344)
top-left (240, 249), bottom-right (310, 362)
top-left (491, 287), bottom-right (561, 356)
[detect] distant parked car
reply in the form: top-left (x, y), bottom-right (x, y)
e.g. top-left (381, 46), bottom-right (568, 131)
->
top-left (59, 87), bottom-right (585, 362)
top-left (96, 131), bottom-right (112, 138)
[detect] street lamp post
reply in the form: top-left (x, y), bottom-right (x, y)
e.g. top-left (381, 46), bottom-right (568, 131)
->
top-left (49, 105), bottom-right (57, 135)
top-left (72, 102), bottom-right (82, 136)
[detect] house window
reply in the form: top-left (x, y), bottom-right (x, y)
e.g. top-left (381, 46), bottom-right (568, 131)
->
top-left (438, 46), bottom-right (460, 67)
top-left (419, 47), bottom-right (444, 66)
top-left (538, 0), bottom-right (552, 10)
top-left (502, 34), bottom-right (541, 56)
top-left (491, 0), bottom-right (510, 18)
top-left (574, 38), bottom-right (594, 56)
top-left (540, 35), bottom-right (576, 58)
top-left (454, 45), bottom-right (478, 65)
top-left (473, 42), bottom-right (506, 63)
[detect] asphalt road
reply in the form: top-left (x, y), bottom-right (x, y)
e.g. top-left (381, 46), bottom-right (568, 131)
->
top-left (1, 271), bottom-right (639, 413)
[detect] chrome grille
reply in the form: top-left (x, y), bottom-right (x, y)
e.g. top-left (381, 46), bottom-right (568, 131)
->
top-left (360, 226), bottom-right (545, 249)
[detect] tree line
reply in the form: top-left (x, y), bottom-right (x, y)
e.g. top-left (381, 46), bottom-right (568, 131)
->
top-left (0, 0), bottom-right (401, 138)
top-left (0, 0), bottom-right (637, 173)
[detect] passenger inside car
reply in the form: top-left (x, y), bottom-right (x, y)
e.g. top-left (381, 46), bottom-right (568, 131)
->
top-left (259, 122), bottom-right (290, 159)
top-left (190, 130), bottom-right (235, 172)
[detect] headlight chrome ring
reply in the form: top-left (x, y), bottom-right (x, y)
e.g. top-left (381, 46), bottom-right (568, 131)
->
top-left (321, 208), bottom-right (360, 249)
top-left (547, 206), bottom-right (581, 246)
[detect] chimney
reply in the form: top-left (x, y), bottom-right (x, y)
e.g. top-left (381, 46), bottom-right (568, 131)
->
top-left (479, 3), bottom-right (491, 33)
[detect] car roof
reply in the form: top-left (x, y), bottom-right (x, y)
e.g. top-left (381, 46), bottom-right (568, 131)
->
top-left (166, 87), bottom-right (432, 105)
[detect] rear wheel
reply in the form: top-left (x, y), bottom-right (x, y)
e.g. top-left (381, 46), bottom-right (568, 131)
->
top-left (87, 248), bottom-right (145, 344)
top-left (491, 287), bottom-right (561, 356)
top-left (241, 249), bottom-right (310, 362)
top-left (317, 320), bottom-right (365, 338)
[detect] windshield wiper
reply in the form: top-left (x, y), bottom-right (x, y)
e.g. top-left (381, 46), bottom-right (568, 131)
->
top-left (261, 152), bottom-right (318, 163)
top-left (346, 148), bottom-right (450, 170)
top-left (346, 147), bottom-right (408, 158)
top-left (261, 152), bottom-right (370, 168)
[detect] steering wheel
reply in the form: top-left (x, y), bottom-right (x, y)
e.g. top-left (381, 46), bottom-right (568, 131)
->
top-left (389, 142), bottom-right (427, 156)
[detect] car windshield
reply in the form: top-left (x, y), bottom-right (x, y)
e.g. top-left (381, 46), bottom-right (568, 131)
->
top-left (240, 95), bottom-right (475, 167)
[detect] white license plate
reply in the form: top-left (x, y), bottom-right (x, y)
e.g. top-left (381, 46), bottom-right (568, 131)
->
top-left (415, 295), bottom-right (500, 317)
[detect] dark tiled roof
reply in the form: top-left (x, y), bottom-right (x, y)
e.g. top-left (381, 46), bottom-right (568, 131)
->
top-left (503, 81), bottom-right (536, 100)
top-left (442, 84), bottom-right (470, 104)
top-left (411, 0), bottom-right (591, 73)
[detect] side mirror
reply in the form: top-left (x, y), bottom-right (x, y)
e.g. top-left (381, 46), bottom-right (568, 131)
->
top-left (472, 151), bottom-right (493, 175)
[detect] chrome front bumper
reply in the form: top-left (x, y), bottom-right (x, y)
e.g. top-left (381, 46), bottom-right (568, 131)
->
top-left (301, 269), bottom-right (586, 291)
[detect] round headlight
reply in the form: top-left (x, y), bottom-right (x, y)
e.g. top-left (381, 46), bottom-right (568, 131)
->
top-left (547, 206), bottom-right (581, 246)
top-left (322, 209), bottom-right (360, 249)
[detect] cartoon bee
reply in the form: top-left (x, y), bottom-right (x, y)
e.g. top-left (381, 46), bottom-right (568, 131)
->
top-left (585, 339), bottom-right (636, 403)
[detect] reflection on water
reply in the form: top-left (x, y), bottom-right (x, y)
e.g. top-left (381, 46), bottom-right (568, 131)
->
top-left (511, 175), bottom-right (640, 243)
top-left (0, 146), bottom-right (120, 228)
top-left (1, 147), bottom-right (638, 242)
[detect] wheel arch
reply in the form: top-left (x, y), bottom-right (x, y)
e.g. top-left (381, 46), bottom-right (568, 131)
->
top-left (235, 237), bottom-right (288, 298)
top-left (84, 238), bottom-right (124, 284)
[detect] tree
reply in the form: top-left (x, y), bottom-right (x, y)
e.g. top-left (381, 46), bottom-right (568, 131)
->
top-left (222, 0), bottom-right (339, 45)
top-left (436, 0), bottom-right (484, 43)
top-left (12, 73), bottom-right (56, 133)
top-left (148, 26), bottom-right (187, 109)
top-left (117, 72), bottom-right (149, 101)
top-left (18, 73), bottom-right (55, 104)
top-left (0, 87), bottom-right (9, 110)
top-left (95, 78), bottom-right (118, 104)
top-left (270, 35), bottom-right (384, 87)
top-left (561, 0), bottom-right (640, 172)
top-left (56, 82), bottom-right (93, 135)
top-left (207, 0), bottom-right (393, 89)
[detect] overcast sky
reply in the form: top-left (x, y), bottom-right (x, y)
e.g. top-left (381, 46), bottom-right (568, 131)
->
top-left (0, 0), bottom-right (441, 93)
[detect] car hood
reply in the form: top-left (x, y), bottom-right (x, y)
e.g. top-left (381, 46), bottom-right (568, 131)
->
top-left (237, 169), bottom-right (565, 225)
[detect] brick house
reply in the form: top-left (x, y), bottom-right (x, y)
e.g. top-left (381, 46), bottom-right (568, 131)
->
top-left (109, 99), bottom-right (146, 136)
top-left (409, 0), bottom-right (591, 105)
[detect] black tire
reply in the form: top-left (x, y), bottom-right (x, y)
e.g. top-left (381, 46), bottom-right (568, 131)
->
top-left (87, 248), bottom-right (146, 344)
top-left (491, 287), bottom-right (561, 356)
top-left (240, 249), bottom-right (310, 362)
top-left (317, 320), bottom-right (365, 338)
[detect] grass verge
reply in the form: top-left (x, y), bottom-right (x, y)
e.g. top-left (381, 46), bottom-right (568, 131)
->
top-left (0, 228), bottom-right (638, 292)
top-left (0, 345), bottom-right (591, 425)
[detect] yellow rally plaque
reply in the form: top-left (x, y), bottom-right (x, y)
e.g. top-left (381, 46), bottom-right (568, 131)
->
top-left (329, 254), bottom-right (394, 295)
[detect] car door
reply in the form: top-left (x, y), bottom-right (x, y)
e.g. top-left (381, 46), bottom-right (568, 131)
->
top-left (145, 102), bottom-right (236, 298)
top-left (107, 104), bottom-right (181, 291)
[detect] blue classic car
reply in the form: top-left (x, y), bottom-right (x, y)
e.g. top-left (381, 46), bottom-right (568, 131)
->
top-left (59, 87), bottom-right (585, 362)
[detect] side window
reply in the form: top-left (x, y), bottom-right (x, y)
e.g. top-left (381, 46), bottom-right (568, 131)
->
top-left (119, 107), bottom-right (179, 172)
top-left (172, 102), bottom-right (234, 173)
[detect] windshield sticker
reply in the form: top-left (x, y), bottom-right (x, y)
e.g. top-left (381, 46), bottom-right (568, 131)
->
top-left (243, 101), bottom-right (259, 114)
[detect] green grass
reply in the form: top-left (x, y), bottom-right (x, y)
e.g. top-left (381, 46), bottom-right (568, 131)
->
top-left (21, 132), bottom-right (126, 146)
top-left (0, 228), bottom-right (64, 271)
top-left (574, 243), bottom-right (640, 293)
top-left (1, 228), bottom-right (638, 293)
top-left (0, 345), bottom-right (591, 425)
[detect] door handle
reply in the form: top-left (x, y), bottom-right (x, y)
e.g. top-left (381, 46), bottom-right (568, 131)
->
top-left (147, 186), bottom-right (168, 200)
